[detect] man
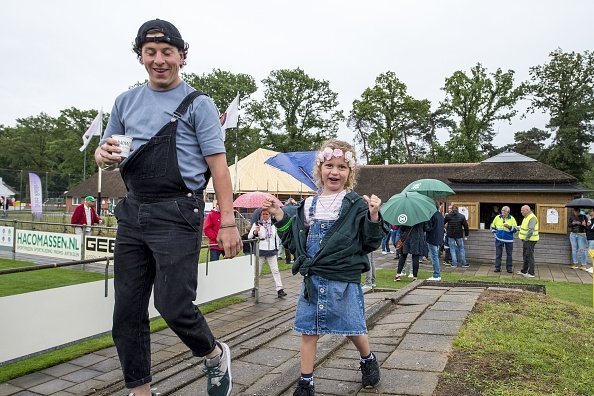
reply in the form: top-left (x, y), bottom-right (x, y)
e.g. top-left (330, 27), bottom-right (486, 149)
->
top-left (444, 205), bottom-right (469, 268)
top-left (95, 19), bottom-right (241, 396)
top-left (517, 205), bottom-right (539, 278)
top-left (426, 202), bottom-right (445, 281)
top-left (70, 196), bottom-right (102, 235)
top-left (567, 207), bottom-right (588, 270)
top-left (204, 203), bottom-right (224, 261)
top-left (490, 205), bottom-right (518, 273)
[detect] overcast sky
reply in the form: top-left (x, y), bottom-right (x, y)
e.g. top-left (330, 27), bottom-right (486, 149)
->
top-left (1, 0), bottom-right (592, 148)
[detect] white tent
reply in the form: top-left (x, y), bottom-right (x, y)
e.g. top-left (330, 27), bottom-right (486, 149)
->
top-left (206, 148), bottom-right (315, 195)
top-left (0, 177), bottom-right (16, 197)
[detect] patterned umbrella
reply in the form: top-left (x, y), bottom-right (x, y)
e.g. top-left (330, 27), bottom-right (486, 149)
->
top-left (402, 178), bottom-right (455, 198)
top-left (380, 191), bottom-right (437, 226)
top-left (233, 191), bottom-right (283, 209)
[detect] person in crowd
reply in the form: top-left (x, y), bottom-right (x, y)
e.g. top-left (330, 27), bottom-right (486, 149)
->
top-left (248, 208), bottom-right (286, 297)
top-left (425, 202), bottom-right (445, 281)
top-left (568, 207), bottom-right (588, 270)
top-left (204, 203), bottom-right (225, 261)
top-left (95, 19), bottom-right (241, 396)
top-left (263, 139), bottom-right (385, 395)
top-left (517, 205), bottom-right (539, 278)
top-left (490, 205), bottom-right (518, 273)
top-left (381, 222), bottom-right (393, 254)
top-left (441, 205), bottom-right (453, 263)
top-left (70, 196), bottom-right (102, 235)
top-left (363, 252), bottom-right (376, 289)
top-left (444, 205), bottom-right (469, 268)
top-left (391, 224), bottom-right (401, 259)
top-left (583, 208), bottom-right (594, 273)
top-left (394, 222), bottom-right (429, 281)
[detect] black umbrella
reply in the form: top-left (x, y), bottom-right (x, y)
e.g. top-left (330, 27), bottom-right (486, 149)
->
top-left (565, 197), bottom-right (594, 208)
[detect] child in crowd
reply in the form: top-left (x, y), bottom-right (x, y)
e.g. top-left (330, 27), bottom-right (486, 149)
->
top-left (248, 208), bottom-right (287, 298)
top-left (263, 139), bottom-right (386, 396)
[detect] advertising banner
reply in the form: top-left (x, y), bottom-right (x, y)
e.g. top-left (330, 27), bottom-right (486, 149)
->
top-left (84, 236), bottom-right (115, 260)
top-left (15, 230), bottom-right (82, 260)
top-left (0, 226), bottom-right (13, 251)
top-left (29, 172), bottom-right (43, 218)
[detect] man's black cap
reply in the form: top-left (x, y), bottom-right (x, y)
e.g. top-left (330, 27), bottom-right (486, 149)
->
top-left (135, 19), bottom-right (185, 50)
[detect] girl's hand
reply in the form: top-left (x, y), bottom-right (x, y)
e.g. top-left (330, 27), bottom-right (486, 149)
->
top-left (262, 197), bottom-right (284, 221)
top-left (363, 194), bottom-right (381, 222)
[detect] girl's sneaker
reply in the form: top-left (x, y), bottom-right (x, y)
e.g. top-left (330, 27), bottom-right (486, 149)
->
top-left (407, 273), bottom-right (414, 278)
top-left (393, 274), bottom-right (401, 281)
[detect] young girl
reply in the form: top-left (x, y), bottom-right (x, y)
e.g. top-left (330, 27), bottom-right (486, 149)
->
top-left (263, 139), bottom-right (386, 395)
top-left (248, 208), bottom-right (287, 298)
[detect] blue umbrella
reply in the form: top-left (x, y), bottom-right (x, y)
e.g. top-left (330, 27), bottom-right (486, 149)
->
top-left (265, 151), bottom-right (317, 190)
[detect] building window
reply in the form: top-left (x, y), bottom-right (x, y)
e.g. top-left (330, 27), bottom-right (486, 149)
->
top-left (73, 197), bottom-right (80, 205)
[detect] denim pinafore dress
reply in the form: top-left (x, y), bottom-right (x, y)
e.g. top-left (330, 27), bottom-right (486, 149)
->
top-left (293, 195), bottom-right (367, 336)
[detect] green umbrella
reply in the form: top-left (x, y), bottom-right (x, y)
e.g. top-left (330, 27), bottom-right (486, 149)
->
top-left (403, 178), bottom-right (455, 198)
top-left (380, 191), bottom-right (437, 226)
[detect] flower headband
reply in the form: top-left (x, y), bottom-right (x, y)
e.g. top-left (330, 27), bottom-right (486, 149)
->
top-left (316, 147), bottom-right (356, 168)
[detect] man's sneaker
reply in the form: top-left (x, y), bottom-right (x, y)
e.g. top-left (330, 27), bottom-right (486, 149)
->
top-left (516, 270), bottom-right (526, 275)
top-left (586, 267), bottom-right (593, 274)
top-left (203, 342), bottom-right (232, 396)
top-left (381, 250), bottom-right (388, 255)
top-left (570, 264), bottom-right (579, 269)
top-left (427, 276), bottom-right (441, 281)
top-left (360, 354), bottom-right (380, 388)
top-left (128, 392), bottom-right (160, 396)
top-left (451, 264), bottom-right (457, 268)
top-left (293, 379), bottom-right (315, 396)
top-left (580, 266), bottom-right (588, 271)
top-left (362, 284), bottom-right (372, 291)
top-left (507, 269), bottom-right (513, 273)
top-left (522, 273), bottom-right (535, 278)
top-left (412, 277), bottom-right (418, 281)
top-left (407, 273), bottom-right (414, 278)
top-left (494, 268), bottom-right (501, 272)
top-left (461, 264), bottom-right (469, 268)
top-left (394, 274), bottom-right (401, 281)
top-left (277, 289), bottom-right (287, 298)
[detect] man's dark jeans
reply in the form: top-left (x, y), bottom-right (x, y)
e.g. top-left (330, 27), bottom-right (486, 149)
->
top-left (112, 195), bottom-right (216, 388)
top-left (521, 240), bottom-right (537, 275)
top-left (495, 240), bottom-right (514, 271)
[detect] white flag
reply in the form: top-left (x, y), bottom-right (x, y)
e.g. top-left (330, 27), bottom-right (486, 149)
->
top-left (79, 110), bottom-right (103, 152)
top-left (219, 93), bottom-right (239, 139)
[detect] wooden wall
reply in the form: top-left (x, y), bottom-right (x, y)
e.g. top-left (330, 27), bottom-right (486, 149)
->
top-left (463, 229), bottom-right (573, 266)
top-left (448, 192), bottom-right (574, 234)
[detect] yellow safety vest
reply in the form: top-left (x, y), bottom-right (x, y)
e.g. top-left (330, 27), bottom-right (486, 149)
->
top-left (519, 212), bottom-right (539, 241)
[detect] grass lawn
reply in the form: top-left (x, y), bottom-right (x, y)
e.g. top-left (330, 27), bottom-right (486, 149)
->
top-left (369, 268), bottom-right (594, 395)
top-left (0, 259), bottom-right (106, 297)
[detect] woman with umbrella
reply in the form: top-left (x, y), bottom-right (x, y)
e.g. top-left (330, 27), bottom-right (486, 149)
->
top-left (394, 221), bottom-right (429, 281)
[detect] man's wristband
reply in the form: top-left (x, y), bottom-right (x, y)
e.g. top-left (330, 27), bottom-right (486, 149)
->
top-left (219, 223), bottom-right (237, 229)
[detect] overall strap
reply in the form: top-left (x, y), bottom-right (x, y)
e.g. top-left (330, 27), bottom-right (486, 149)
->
top-left (172, 90), bottom-right (206, 120)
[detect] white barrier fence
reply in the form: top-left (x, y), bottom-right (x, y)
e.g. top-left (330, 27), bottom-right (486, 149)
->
top-left (0, 250), bottom-right (256, 364)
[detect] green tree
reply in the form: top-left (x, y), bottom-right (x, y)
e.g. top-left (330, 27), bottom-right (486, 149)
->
top-left (525, 49), bottom-right (594, 181)
top-left (504, 127), bottom-right (551, 161)
top-left (348, 71), bottom-right (433, 164)
top-left (248, 68), bottom-right (344, 152)
top-left (183, 69), bottom-right (259, 163)
top-left (440, 63), bottom-right (523, 162)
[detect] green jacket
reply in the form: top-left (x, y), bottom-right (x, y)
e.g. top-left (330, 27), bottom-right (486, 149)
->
top-left (276, 191), bottom-right (387, 301)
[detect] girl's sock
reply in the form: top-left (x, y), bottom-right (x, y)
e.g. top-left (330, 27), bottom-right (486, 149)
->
top-left (360, 352), bottom-right (375, 362)
top-left (300, 373), bottom-right (314, 384)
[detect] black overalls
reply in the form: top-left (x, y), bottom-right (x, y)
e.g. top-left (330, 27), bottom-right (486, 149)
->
top-left (112, 91), bottom-right (216, 389)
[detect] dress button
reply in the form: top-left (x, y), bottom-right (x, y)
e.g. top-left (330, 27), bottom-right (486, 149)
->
top-left (187, 193), bottom-right (192, 197)
top-left (194, 208), bottom-right (199, 213)
top-left (319, 304), bottom-right (324, 309)
top-left (171, 117), bottom-right (176, 122)
top-left (320, 287), bottom-right (325, 293)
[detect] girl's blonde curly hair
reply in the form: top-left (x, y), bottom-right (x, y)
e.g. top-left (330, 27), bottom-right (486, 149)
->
top-left (313, 138), bottom-right (358, 191)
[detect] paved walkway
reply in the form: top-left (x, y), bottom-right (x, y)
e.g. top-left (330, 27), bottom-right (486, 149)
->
top-left (0, 251), bottom-right (590, 396)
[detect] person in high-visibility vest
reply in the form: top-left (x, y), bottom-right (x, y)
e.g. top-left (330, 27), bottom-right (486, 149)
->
top-left (490, 205), bottom-right (518, 273)
top-left (518, 205), bottom-right (539, 278)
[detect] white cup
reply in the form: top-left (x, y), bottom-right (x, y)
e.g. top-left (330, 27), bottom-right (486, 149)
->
top-left (112, 135), bottom-right (133, 158)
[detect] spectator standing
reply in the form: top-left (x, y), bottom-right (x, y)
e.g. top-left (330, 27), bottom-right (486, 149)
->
top-left (586, 208), bottom-right (594, 273)
top-left (444, 205), bottom-right (469, 268)
top-left (70, 196), bottom-right (102, 235)
top-left (394, 222), bottom-right (429, 281)
top-left (517, 205), bottom-right (539, 278)
top-left (204, 203), bottom-right (224, 261)
top-left (248, 208), bottom-right (286, 298)
top-left (425, 203), bottom-right (445, 281)
top-left (568, 207), bottom-right (588, 270)
top-left (490, 205), bottom-right (518, 273)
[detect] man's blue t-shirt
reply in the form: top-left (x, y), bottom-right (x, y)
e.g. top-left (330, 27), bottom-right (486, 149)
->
top-left (102, 81), bottom-right (225, 190)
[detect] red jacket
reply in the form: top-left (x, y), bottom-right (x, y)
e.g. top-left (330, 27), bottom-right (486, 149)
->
top-left (71, 204), bottom-right (101, 226)
top-left (203, 210), bottom-right (223, 251)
